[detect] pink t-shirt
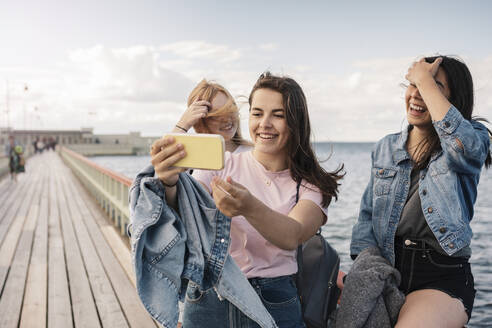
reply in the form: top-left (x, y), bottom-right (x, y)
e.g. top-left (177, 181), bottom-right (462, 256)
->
top-left (192, 151), bottom-right (327, 278)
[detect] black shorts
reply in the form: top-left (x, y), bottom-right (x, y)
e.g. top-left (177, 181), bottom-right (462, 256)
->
top-left (394, 237), bottom-right (476, 321)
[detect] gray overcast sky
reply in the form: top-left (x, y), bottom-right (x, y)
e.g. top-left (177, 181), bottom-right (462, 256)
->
top-left (1, 0), bottom-right (492, 141)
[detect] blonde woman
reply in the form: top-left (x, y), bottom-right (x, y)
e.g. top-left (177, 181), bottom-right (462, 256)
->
top-left (174, 79), bottom-right (251, 154)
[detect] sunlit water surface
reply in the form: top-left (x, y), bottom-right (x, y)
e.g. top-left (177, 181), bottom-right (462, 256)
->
top-left (91, 142), bottom-right (492, 326)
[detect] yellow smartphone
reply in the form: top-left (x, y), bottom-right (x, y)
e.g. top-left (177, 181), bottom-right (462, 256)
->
top-left (163, 133), bottom-right (225, 170)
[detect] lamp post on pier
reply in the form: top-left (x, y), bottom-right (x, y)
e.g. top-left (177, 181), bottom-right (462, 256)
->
top-left (5, 80), bottom-right (10, 129)
top-left (4, 80), bottom-right (29, 130)
top-left (23, 84), bottom-right (28, 130)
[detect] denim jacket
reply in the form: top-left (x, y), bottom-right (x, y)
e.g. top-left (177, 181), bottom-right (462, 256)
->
top-left (129, 165), bottom-right (277, 328)
top-left (351, 106), bottom-right (490, 265)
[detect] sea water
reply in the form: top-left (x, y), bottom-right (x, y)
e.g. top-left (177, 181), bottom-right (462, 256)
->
top-left (91, 142), bottom-right (492, 326)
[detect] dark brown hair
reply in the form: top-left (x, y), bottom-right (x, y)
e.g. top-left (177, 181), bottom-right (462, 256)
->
top-left (248, 72), bottom-right (344, 207)
top-left (410, 55), bottom-right (491, 169)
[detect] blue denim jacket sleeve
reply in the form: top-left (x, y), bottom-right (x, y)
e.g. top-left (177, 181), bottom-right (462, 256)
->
top-left (433, 105), bottom-right (491, 175)
top-left (127, 165), bottom-right (164, 238)
top-left (350, 151), bottom-right (378, 257)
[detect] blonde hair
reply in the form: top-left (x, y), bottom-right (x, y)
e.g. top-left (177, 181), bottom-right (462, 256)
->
top-left (187, 79), bottom-right (249, 146)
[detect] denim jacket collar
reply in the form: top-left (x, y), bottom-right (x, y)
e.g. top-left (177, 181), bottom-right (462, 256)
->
top-left (393, 127), bottom-right (411, 165)
top-left (393, 126), bottom-right (445, 167)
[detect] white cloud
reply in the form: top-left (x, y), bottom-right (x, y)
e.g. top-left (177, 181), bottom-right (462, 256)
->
top-left (345, 72), bottom-right (362, 89)
top-left (469, 55), bottom-right (492, 118)
top-left (292, 55), bottom-right (492, 141)
top-left (160, 41), bottom-right (242, 63)
top-left (292, 59), bottom-right (408, 142)
top-left (65, 45), bottom-right (194, 103)
top-left (0, 44), bottom-right (198, 133)
top-left (2, 46), bottom-right (492, 142)
top-left (258, 43), bottom-right (278, 52)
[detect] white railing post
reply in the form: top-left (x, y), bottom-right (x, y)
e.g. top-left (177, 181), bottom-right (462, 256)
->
top-left (59, 147), bottom-right (132, 238)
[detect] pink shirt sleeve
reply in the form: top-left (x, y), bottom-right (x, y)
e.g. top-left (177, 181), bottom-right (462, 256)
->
top-left (299, 182), bottom-right (328, 223)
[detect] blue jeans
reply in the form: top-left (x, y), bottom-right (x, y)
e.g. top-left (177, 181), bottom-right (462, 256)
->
top-left (183, 275), bottom-right (306, 328)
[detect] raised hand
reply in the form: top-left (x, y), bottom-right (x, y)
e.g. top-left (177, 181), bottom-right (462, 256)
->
top-left (150, 136), bottom-right (187, 187)
top-left (210, 176), bottom-right (258, 217)
top-left (405, 57), bottom-right (442, 86)
top-left (176, 100), bottom-right (211, 131)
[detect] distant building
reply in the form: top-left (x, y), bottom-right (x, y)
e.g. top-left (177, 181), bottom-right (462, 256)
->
top-left (0, 127), bottom-right (159, 156)
top-left (1, 127), bottom-right (86, 147)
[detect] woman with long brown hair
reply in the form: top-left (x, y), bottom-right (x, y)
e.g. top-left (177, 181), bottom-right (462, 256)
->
top-left (351, 55), bottom-right (491, 327)
top-left (150, 72), bottom-right (343, 327)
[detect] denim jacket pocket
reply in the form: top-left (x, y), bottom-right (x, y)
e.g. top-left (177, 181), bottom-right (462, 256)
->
top-left (373, 167), bottom-right (397, 196)
top-left (257, 277), bottom-right (298, 308)
top-left (144, 220), bottom-right (181, 265)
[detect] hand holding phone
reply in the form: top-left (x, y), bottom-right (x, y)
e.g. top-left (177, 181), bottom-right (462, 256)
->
top-left (150, 136), bottom-right (187, 187)
top-left (162, 133), bottom-right (225, 170)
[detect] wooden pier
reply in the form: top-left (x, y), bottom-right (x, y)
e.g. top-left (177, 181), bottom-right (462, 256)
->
top-left (0, 152), bottom-right (158, 328)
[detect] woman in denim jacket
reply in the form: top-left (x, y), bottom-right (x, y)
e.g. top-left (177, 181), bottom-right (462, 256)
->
top-left (151, 72), bottom-right (343, 327)
top-left (351, 56), bottom-right (491, 327)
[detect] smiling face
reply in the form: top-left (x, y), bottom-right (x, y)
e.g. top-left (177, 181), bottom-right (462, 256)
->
top-left (204, 92), bottom-right (238, 141)
top-left (405, 67), bottom-right (451, 128)
top-left (249, 88), bottom-right (290, 158)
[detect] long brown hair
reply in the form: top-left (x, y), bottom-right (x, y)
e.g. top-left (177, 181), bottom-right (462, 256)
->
top-left (248, 72), bottom-right (344, 207)
top-left (410, 56), bottom-right (491, 169)
top-left (187, 79), bottom-right (249, 146)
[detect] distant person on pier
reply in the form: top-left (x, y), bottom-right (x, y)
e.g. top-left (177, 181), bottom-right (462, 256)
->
top-left (36, 138), bottom-right (45, 153)
top-left (350, 55), bottom-right (492, 327)
top-left (4, 135), bottom-right (25, 182)
top-left (173, 79), bottom-right (251, 154)
top-left (47, 137), bottom-right (55, 151)
top-left (33, 137), bottom-right (39, 154)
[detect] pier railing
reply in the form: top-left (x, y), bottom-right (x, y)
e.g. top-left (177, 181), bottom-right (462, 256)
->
top-left (60, 146), bottom-right (132, 236)
top-left (66, 144), bottom-right (137, 156)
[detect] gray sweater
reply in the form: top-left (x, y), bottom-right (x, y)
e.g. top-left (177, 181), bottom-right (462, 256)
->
top-left (333, 247), bottom-right (405, 328)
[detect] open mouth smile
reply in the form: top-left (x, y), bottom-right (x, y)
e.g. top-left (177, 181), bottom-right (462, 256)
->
top-left (257, 133), bottom-right (278, 140)
top-left (220, 123), bottom-right (234, 131)
top-left (409, 103), bottom-right (427, 116)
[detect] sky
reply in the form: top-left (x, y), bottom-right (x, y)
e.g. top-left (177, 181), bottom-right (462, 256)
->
top-left (1, 0), bottom-right (492, 141)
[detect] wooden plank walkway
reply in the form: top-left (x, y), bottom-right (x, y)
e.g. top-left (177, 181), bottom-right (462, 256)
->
top-left (0, 152), bottom-right (158, 328)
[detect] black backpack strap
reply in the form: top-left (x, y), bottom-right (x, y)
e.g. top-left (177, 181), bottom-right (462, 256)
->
top-left (295, 181), bottom-right (320, 277)
top-left (295, 181), bottom-right (322, 292)
top-left (295, 180), bottom-right (301, 203)
top-left (295, 181), bottom-right (304, 285)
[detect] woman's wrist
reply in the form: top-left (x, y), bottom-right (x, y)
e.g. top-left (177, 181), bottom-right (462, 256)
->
top-left (243, 196), bottom-right (269, 222)
top-left (177, 118), bottom-right (193, 131)
top-left (175, 124), bottom-right (188, 132)
top-left (416, 76), bottom-right (451, 121)
top-left (415, 72), bottom-right (434, 89)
